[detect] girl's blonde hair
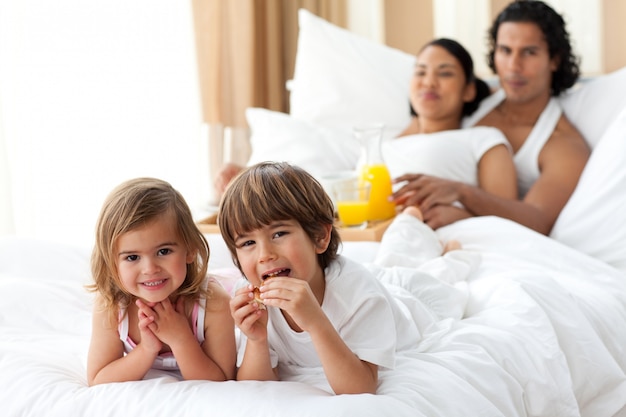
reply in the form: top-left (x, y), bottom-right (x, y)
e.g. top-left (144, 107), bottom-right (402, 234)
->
top-left (88, 178), bottom-right (210, 320)
top-left (218, 162), bottom-right (340, 272)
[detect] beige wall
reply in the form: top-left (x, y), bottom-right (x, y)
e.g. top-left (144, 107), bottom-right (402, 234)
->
top-left (602, 0), bottom-right (626, 72)
top-left (350, 0), bottom-right (626, 75)
top-left (382, 0), bottom-right (433, 56)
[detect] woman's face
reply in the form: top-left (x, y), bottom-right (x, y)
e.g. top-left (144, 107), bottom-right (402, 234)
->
top-left (409, 45), bottom-right (474, 125)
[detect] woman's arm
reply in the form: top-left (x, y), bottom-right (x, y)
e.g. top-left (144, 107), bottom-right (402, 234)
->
top-left (214, 163), bottom-right (244, 197)
top-left (392, 174), bottom-right (557, 234)
top-left (477, 144), bottom-right (517, 200)
top-left (392, 127), bottom-right (589, 234)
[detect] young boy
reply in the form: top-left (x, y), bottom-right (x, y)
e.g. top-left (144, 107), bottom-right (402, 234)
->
top-left (218, 162), bottom-right (422, 395)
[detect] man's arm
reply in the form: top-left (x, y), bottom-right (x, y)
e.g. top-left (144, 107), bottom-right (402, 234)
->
top-left (392, 120), bottom-right (589, 234)
top-left (458, 120), bottom-right (589, 234)
top-left (521, 121), bottom-right (590, 232)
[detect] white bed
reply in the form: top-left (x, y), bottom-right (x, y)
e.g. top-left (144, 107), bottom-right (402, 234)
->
top-left (2, 10), bottom-right (626, 417)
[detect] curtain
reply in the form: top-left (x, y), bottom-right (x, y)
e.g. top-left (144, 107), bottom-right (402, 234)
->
top-left (382, 0), bottom-right (433, 57)
top-left (192, 0), bottom-right (347, 128)
top-left (191, 0), bottom-right (346, 203)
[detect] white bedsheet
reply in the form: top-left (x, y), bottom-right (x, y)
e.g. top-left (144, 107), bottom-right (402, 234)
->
top-left (1, 216), bottom-right (626, 416)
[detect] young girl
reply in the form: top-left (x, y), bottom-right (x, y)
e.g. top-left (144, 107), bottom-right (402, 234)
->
top-left (219, 162), bottom-right (421, 395)
top-left (87, 177), bottom-right (236, 385)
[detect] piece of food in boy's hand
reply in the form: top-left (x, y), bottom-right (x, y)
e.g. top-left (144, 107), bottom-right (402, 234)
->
top-left (250, 286), bottom-right (266, 310)
top-left (249, 272), bottom-right (281, 309)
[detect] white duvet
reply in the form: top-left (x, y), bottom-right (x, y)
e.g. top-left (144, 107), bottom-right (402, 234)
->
top-left (0, 11), bottom-right (626, 417)
top-left (2, 216), bottom-right (625, 417)
top-left (3, 8), bottom-right (626, 416)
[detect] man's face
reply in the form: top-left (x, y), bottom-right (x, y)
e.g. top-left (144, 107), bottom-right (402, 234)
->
top-left (493, 21), bottom-right (559, 104)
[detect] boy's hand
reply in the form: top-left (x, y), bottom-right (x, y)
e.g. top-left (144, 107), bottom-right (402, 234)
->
top-left (259, 277), bottom-right (325, 332)
top-left (230, 284), bottom-right (268, 341)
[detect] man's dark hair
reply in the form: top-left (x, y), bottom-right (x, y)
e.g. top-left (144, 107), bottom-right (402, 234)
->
top-left (487, 0), bottom-right (581, 96)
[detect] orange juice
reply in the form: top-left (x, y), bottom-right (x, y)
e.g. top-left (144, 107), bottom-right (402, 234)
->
top-left (337, 200), bottom-right (369, 227)
top-left (360, 163), bottom-right (395, 221)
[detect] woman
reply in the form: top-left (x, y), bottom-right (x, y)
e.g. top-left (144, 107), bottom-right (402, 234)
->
top-left (386, 38), bottom-right (517, 228)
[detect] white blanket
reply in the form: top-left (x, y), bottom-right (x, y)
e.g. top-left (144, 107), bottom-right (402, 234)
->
top-left (4, 9), bottom-right (626, 415)
top-left (2, 216), bottom-right (625, 417)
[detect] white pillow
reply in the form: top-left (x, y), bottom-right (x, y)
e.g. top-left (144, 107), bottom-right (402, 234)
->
top-left (551, 105), bottom-right (626, 272)
top-left (289, 9), bottom-right (415, 139)
top-left (560, 66), bottom-right (626, 148)
top-left (245, 107), bottom-right (360, 178)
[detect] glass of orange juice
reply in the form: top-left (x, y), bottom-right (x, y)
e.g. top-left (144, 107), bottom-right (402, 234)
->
top-left (334, 181), bottom-right (370, 229)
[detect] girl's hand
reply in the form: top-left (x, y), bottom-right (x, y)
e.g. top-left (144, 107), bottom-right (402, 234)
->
top-left (260, 277), bottom-right (325, 332)
top-left (136, 300), bottom-right (162, 354)
top-left (137, 298), bottom-right (193, 348)
top-left (230, 284), bottom-right (268, 342)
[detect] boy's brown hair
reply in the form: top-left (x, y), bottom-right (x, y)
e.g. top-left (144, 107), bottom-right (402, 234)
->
top-left (218, 162), bottom-right (341, 271)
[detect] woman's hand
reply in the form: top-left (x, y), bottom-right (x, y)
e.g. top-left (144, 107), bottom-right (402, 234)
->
top-left (422, 204), bottom-right (472, 229)
top-left (215, 163), bottom-right (244, 196)
top-left (392, 174), bottom-right (463, 210)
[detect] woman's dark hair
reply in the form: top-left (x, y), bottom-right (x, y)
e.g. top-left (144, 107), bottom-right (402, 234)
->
top-left (487, 0), bottom-right (580, 96)
top-left (410, 38), bottom-right (490, 117)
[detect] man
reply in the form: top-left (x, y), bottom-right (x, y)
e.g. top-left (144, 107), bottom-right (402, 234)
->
top-left (392, 0), bottom-right (590, 235)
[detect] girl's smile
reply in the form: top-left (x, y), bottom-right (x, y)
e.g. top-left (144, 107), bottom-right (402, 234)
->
top-left (116, 212), bottom-right (194, 303)
top-left (139, 278), bottom-right (169, 289)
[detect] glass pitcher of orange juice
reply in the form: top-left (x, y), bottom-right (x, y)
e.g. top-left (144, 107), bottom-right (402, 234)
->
top-left (353, 123), bottom-right (396, 221)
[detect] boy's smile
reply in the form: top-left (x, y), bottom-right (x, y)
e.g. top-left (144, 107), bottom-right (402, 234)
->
top-left (234, 219), bottom-right (329, 302)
